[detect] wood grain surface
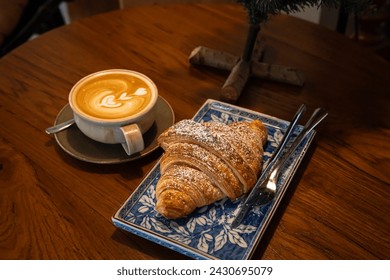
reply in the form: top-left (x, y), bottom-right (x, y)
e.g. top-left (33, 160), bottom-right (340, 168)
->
top-left (0, 3), bottom-right (389, 259)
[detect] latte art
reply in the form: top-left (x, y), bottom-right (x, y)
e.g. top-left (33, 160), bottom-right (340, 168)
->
top-left (72, 73), bottom-right (153, 120)
top-left (100, 88), bottom-right (147, 108)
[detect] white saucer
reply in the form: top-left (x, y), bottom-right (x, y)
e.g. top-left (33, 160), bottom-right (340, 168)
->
top-left (53, 96), bottom-right (174, 164)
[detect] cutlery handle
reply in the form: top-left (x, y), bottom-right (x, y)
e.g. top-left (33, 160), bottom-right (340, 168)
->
top-left (267, 104), bottom-right (306, 166)
top-left (231, 202), bottom-right (252, 228)
top-left (45, 118), bottom-right (75, 134)
top-left (231, 104), bottom-right (306, 228)
top-left (275, 107), bottom-right (328, 170)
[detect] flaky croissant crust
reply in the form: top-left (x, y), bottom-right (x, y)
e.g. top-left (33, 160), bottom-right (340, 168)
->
top-left (156, 119), bottom-right (267, 219)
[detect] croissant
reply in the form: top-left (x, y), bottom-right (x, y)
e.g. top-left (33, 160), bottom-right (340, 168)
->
top-left (156, 119), bottom-right (267, 219)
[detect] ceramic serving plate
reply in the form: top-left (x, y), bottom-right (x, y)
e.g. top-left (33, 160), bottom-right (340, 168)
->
top-left (112, 99), bottom-right (315, 259)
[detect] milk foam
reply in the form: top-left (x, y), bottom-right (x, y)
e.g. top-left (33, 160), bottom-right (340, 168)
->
top-left (100, 88), bottom-right (147, 108)
top-left (73, 73), bottom-right (153, 120)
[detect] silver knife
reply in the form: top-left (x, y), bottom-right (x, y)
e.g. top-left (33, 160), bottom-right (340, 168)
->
top-left (231, 106), bottom-right (328, 228)
top-left (231, 104), bottom-right (306, 228)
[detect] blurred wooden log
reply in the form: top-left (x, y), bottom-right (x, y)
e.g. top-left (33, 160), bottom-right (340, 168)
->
top-left (189, 46), bottom-right (239, 71)
top-left (221, 58), bottom-right (251, 103)
top-left (189, 45), bottom-right (305, 96)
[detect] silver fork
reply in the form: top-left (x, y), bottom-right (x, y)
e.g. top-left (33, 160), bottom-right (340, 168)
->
top-left (231, 107), bottom-right (328, 228)
top-left (255, 107), bottom-right (328, 205)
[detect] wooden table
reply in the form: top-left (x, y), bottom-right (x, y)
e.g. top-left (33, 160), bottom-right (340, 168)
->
top-left (0, 3), bottom-right (389, 260)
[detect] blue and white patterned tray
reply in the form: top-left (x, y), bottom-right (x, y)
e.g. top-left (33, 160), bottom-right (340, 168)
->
top-left (112, 99), bottom-right (315, 260)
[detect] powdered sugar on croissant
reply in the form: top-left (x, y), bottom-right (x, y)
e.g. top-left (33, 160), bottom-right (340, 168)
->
top-left (156, 119), bottom-right (267, 219)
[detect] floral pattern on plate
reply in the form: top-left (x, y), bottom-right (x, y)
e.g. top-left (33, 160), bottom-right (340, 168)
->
top-left (112, 99), bottom-right (314, 260)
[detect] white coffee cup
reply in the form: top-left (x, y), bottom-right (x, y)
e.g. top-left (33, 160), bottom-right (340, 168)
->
top-left (69, 69), bottom-right (158, 155)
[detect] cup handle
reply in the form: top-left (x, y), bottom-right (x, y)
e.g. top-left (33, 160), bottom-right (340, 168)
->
top-left (120, 123), bottom-right (144, 155)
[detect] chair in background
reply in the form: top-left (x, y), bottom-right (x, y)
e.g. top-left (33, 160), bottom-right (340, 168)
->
top-left (0, 0), bottom-right (71, 57)
top-left (336, 0), bottom-right (390, 60)
top-left (119, 0), bottom-right (234, 9)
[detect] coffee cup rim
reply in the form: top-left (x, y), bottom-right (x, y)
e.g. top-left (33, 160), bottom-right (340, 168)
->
top-left (69, 69), bottom-right (158, 124)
